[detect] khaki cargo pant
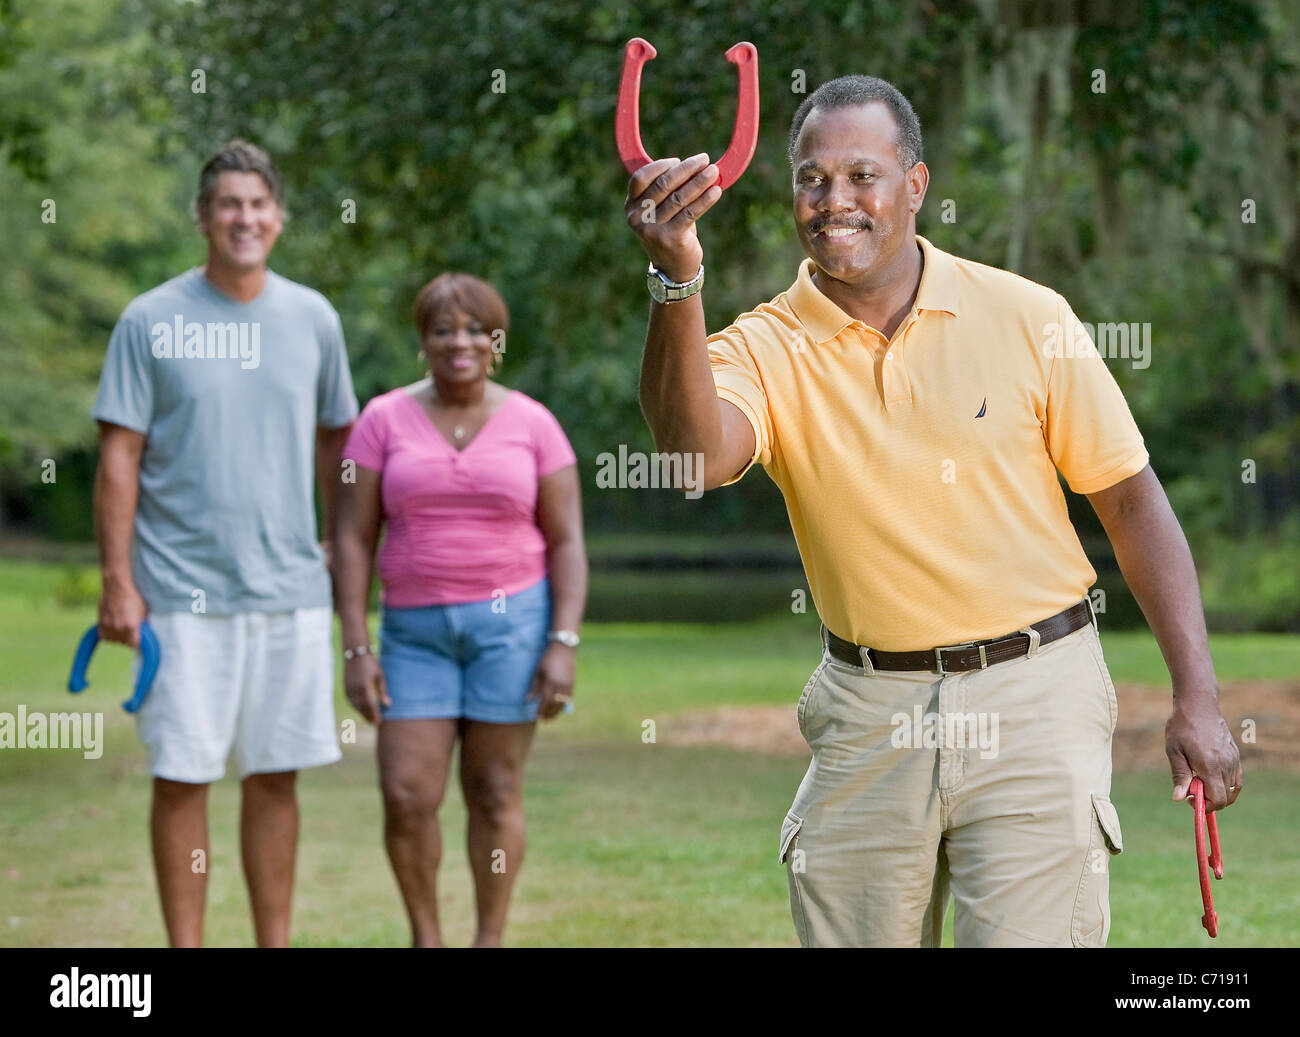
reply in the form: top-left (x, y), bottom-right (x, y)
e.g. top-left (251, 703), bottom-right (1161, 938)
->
top-left (780, 617), bottom-right (1124, 947)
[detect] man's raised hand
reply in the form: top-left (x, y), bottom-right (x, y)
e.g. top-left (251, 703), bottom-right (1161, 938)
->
top-left (624, 153), bottom-right (722, 282)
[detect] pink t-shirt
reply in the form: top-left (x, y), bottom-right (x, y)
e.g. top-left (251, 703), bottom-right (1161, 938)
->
top-left (343, 387), bottom-right (577, 607)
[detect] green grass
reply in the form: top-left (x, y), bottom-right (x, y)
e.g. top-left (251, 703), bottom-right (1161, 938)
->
top-left (1108, 772), bottom-right (1300, 946)
top-left (1097, 628), bottom-right (1300, 684)
top-left (1, 557), bottom-right (1297, 946)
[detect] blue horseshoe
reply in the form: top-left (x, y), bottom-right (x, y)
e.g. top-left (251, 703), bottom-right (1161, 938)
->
top-left (68, 621), bottom-right (161, 714)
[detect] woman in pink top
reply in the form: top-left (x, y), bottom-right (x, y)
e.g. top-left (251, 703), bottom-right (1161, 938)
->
top-left (334, 272), bottom-right (587, 947)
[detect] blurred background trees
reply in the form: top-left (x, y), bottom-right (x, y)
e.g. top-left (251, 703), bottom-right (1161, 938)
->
top-left (2, 0), bottom-right (1296, 628)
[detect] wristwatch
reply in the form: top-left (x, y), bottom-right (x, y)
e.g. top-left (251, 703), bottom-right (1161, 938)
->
top-left (647, 262), bottom-right (704, 304)
top-left (548, 629), bottom-right (580, 648)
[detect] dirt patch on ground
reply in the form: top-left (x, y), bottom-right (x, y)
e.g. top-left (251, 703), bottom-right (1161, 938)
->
top-left (667, 681), bottom-right (1300, 773)
top-left (1111, 681), bottom-right (1300, 773)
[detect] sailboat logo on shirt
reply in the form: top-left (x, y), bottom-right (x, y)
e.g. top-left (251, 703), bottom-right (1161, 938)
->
top-left (975, 397), bottom-right (987, 419)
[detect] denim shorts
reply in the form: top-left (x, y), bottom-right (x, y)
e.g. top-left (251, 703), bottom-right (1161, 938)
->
top-left (379, 576), bottom-right (552, 723)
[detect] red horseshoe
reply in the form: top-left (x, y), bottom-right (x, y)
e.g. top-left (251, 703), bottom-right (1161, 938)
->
top-left (1189, 777), bottom-right (1224, 937)
top-left (616, 36), bottom-right (759, 191)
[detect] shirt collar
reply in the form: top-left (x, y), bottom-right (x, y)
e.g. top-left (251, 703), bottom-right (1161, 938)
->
top-left (788, 234), bottom-right (960, 345)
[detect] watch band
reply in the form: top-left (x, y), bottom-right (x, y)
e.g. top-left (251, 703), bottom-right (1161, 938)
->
top-left (647, 263), bottom-right (704, 303)
top-left (342, 644), bottom-right (374, 661)
top-left (548, 629), bottom-right (580, 648)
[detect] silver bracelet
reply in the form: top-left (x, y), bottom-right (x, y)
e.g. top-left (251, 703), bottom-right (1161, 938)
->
top-left (342, 644), bottom-right (373, 661)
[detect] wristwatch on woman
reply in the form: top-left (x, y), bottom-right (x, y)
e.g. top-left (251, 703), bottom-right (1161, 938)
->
top-left (548, 629), bottom-right (580, 648)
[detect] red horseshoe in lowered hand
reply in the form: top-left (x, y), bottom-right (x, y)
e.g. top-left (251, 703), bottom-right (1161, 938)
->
top-left (1189, 776), bottom-right (1225, 937)
top-left (616, 36), bottom-right (759, 191)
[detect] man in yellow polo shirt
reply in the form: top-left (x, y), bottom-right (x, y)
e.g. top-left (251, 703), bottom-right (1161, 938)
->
top-left (623, 74), bottom-right (1243, 947)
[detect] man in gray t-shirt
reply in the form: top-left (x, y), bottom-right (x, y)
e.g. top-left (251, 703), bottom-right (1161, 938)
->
top-left (93, 140), bottom-right (358, 948)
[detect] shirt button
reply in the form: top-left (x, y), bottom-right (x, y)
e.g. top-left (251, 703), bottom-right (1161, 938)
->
top-left (886, 350), bottom-right (894, 360)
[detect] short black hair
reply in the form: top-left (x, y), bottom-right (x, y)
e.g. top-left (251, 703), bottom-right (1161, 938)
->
top-left (788, 75), bottom-right (923, 171)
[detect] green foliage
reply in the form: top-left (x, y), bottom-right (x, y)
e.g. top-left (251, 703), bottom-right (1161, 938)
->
top-left (2, 0), bottom-right (1296, 626)
top-left (0, 0), bottom-right (48, 178)
top-left (0, 0), bottom-right (195, 478)
top-left (1198, 515), bottom-right (1300, 633)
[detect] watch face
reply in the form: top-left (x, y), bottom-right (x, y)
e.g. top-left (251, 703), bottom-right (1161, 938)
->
top-left (647, 270), bottom-right (668, 303)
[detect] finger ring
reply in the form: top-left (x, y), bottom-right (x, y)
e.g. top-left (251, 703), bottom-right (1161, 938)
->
top-left (1229, 784), bottom-right (1241, 791)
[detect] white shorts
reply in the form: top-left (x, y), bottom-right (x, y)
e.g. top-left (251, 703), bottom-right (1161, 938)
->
top-left (134, 607), bottom-right (342, 784)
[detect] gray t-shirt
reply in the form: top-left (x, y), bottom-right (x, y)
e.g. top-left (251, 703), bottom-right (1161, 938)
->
top-left (93, 267), bottom-right (359, 614)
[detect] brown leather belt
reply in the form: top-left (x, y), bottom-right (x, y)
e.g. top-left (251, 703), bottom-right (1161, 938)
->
top-left (824, 599), bottom-right (1095, 674)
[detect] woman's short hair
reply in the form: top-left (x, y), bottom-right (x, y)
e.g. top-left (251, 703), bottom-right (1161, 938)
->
top-left (413, 273), bottom-right (510, 340)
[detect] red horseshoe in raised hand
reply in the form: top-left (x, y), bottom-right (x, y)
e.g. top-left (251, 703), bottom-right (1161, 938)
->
top-left (1189, 777), bottom-right (1224, 938)
top-left (616, 36), bottom-right (759, 191)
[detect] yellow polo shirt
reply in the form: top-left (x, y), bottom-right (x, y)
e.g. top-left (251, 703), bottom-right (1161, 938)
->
top-left (709, 234), bottom-right (1149, 651)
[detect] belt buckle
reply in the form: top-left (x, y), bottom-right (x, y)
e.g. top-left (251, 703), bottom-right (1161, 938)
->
top-left (934, 640), bottom-right (987, 675)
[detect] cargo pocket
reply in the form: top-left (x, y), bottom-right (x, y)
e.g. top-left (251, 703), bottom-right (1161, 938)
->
top-left (1071, 794), bottom-right (1123, 946)
top-left (778, 811), bottom-right (804, 864)
top-left (779, 810), bottom-right (813, 947)
top-left (1093, 796), bottom-right (1123, 854)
